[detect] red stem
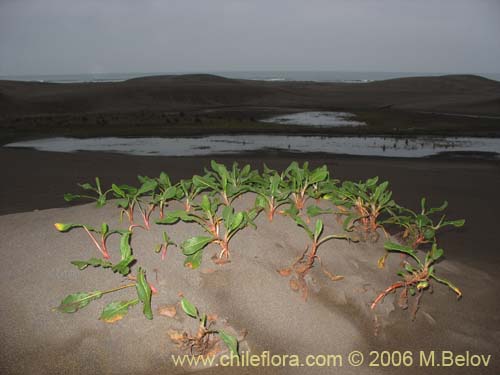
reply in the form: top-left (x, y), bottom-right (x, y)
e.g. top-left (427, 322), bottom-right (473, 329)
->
top-left (83, 227), bottom-right (110, 259)
top-left (371, 281), bottom-right (405, 310)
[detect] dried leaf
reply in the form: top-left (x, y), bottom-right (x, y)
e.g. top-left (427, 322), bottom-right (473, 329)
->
top-left (322, 268), bottom-right (344, 281)
top-left (294, 263), bottom-right (309, 274)
top-left (212, 256), bottom-right (231, 265)
top-left (289, 278), bottom-right (300, 291)
top-left (207, 314), bottom-right (218, 322)
top-left (158, 305), bottom-right (177, 318)
top-left (168, 329), bottom-right (186, 343)
top-left (100, 299), bottom-right (138, 323)
top-left (377, 254), bottom-right (388, 269)
top-left (277, 268), bottom-right (292, 277)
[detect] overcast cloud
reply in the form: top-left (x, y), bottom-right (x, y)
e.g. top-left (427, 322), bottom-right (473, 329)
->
top-left (0, 0), bottom-right (499, 75)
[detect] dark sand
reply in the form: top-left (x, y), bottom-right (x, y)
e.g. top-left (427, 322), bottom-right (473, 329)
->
top-left (0, 148), bottom-right (499, 374)
top-left (1, 74), bottom-right (499, 142)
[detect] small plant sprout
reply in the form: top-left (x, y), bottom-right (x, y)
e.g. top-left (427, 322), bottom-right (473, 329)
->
top-left (169, 297), bottom-right (239, 356)
top-left (112, 176), bottom-right (158, 230)
top-left (157, 195), bottom-right (254, 268)
top-left (279, 216), bottom-right (352, 300)
top-left (387, 198), bottom-right (465, 249)
top-left (328, 176), bottom-right (395, 242)
top-left (70, 230), bottom-right (135, 275)
top-left (56, 267), bottom-right (153, 322)
top-left (154, 172), bottom-right (178, 219)
top-left (54, 222), bottom-right (120, 259)
top-left (64, 177), bottom-right (111, 207)
top-left (176, 179), bottom-right (203, 212)
top-left (371, 241), bottom-right (462, 319)
top-left (284, 162), bottom-right (329, 211)
top-left (155, 231), bottom-right (177, 260)
top-left (194, 161), bottom-right (258, 206)
top-left (254, 166), bottom-right (290, 221)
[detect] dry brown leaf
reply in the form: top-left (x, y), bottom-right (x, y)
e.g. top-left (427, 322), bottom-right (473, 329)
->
top-left (207, 314), bottom-right (218, 322)
top-left (277, 268), bottom-right (292, 276)
top-left (168, 330), bottom-right (185, 343)
top-left (322, 268), bottom-right (344, 281)
top-left (289, 278), bottom-right (300, 291)
top-left (212, 257), bottom-right (231, 265)
top-left (200, 268), bottom-right (217, 274)
top-left (294, 263), bottom-right (309, 274)
top-left (102, 315), bottom-right (124, 324)
top-left (158, 305), bottom-right (177, 318)
top-left (377, 254), bottom-right (387, 269)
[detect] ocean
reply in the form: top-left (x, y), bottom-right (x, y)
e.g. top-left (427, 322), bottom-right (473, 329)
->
top-left (1, 71), bottom-right (500, 84)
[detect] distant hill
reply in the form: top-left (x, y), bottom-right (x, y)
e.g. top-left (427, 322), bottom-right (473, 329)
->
top-left (0, 74), bottom-right (499, 116)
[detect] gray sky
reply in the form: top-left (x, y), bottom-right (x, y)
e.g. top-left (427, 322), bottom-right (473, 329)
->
top-left (1, 0), bottom-right (499, 76)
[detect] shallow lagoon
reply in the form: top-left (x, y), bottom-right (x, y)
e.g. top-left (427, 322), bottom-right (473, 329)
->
top-left (5, 135), bottom-right (500, 158)
top-left (261, 111), bottom-right (366, 127)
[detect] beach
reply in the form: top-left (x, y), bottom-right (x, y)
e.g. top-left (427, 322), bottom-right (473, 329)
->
top-left (1, 74), bottom-right (500, 144)
top-left (0, 148), bottom-right (499, 374)
top-left (1, 73), bottom-right (499, 374)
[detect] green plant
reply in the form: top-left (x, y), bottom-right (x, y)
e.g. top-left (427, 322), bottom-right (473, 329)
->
top-left (328, 176), bottom-right (395, 241)
top-left (279, 215), bottom-right (352, 300)
top-left (54, 222), bottom-right (121, 259)
top-left (176, 179), bottom-right (202, 212)
top-left (193, 161), bottom-right (258, 206)
top-left (155, 231), bottom-right (177, 260)
top-left (371, 241), bottom-right (462, 318)
top-left (70, 230), bottom-right (135, 275)
top-left (169, 297), bottom-right (238, 356)
top-left (56, 267), bottom-right (153, 322)
top-left (64, 177), bottom-right (111, 207)
top-left (154, 172), bottom-right (178, 219)
top-left (111, 176), bottom-right (158, 230)
top-left (284, 162), bottom-right (329, 211)
top-left (387, 198), bottom-right (465, 249)
top-left (253, 166), bottom-right (290, 221)
top-left (157, 195), bottom-right (254, 268)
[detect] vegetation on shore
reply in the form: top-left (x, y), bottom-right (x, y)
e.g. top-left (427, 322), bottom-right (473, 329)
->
top-left (54, 160), bottom-right (465, 354)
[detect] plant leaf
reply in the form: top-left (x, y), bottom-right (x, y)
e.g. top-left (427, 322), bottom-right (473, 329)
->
top-left (180, 298), bottom-right (198, 318)
top-left (135, 268), bottom-right (153, 320)
top-left (181, 236), bottom-right (214, 256)
top-left (306, 205), bottom-right (330, 217)
top-left (111, 255), bottom-right (135, 276)
top-left (57, 291), bottom-right (103, 313)
top-left (293, 215), bottom-right (313, 239)
top-left (71, 258), bottom-right (113, 270)
top-left (184, 251), bottom-right (203, 269)
top-left (54, 223), bottom-right (82, 232)
top-left (314, 219), bottom-right (323, 240)
top-left (384, 241), bottom-right (422, 266)
top-left (119, 231), bottom-right (132, 260)
top-left (442, 219), bottom-right (465, 228)
top-left (229, 212), bottom-right (245, 232)
top-left (111, 184), bottom-right (126, 198)
top-left (100, 299), bottom-right (139, 323)
top-left (137, 179), bottom-right (157, 196)
top-left (63, 193), bottom-right (80, 202)
top-left (218, 329), bottom-right (239, 356)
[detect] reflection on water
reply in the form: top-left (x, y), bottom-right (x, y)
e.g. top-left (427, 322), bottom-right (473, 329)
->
top-left (5, 136), bottom-right (500, 158)
top-left (261, 112), bottom-right (366, 127)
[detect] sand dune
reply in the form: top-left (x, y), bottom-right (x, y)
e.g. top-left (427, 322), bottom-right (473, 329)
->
top-left (1, 74), bottom-right (499, 116)
top-left (1, 193), bottom-right (497, 374)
